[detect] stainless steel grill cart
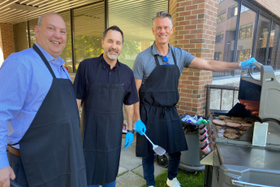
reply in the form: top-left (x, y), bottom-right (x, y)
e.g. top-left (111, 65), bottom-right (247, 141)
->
top-left (202, 62), bottom-right (280, 187)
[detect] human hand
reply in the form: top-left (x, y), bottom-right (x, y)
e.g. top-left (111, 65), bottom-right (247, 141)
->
top-left (135, 120), bottom-right (146, 135)
top-left (0, 166), bottom-right (15, 187)
top-left (239, 57), bottom-right (257, 69)
top-left (124, 132), bottom-right (134, 149)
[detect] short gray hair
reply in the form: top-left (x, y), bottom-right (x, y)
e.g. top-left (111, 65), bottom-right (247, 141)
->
top-left (152, 11), bottom-right (173, 28)
top-left (37, 13), bottom-right (63, 28)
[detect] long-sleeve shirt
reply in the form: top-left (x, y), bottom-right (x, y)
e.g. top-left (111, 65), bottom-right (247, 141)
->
top-left (0, 43), bottom-right (71, 169)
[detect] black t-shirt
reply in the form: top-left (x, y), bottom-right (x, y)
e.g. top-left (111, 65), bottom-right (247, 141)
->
top-left (74, 55), bottom-right (139, 105)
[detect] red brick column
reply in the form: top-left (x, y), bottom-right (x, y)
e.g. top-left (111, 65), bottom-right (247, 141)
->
top-left (0, 23), bottom-right (15, 60)
top-left (169, 0), bottom-right (218, 116)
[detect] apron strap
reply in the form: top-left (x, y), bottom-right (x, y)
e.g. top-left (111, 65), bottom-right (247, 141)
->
top-left (10, 44), bottom-right (57, 147)
top-left (33, 44), bottom-right (56, 79)
top-left (94, 59), bottom-right (103, 84)
top-left (117, 62), bottom-right (122, 84)
top-left (95, 57), bottom-right (122, 84)
top-left (171, 48), bottom-right (177, 65)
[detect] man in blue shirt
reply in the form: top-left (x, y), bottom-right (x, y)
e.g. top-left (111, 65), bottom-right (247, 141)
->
top-left (0, 13), bottom-right (87, 187)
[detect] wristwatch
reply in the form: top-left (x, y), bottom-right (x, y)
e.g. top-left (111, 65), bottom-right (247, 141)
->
top-left (127, 129), bottom-right (134, 133)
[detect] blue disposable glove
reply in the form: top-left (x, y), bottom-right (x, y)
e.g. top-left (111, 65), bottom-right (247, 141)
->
top-left (239, 57), bottom-right (257, 69)
top-left (124, 132), bottom-right (134, 149)
top-left (135, 120), bottom-right (146, 135)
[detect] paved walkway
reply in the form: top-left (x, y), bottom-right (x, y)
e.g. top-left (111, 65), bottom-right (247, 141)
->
top-left (116, 134), bottom-right (167, 187)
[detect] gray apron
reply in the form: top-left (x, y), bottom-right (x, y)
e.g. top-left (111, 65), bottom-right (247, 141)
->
top-left (82, 59), bottom-right (125, 185)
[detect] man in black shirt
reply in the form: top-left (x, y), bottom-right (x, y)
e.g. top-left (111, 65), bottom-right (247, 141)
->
top-left (74, 26), bottom-right (138, 187)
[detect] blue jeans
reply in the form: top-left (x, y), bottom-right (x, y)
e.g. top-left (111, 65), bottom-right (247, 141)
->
top-left (142, 152), bottom-right (181, 186)
top-left (88, 180), bottom-right (116, 187)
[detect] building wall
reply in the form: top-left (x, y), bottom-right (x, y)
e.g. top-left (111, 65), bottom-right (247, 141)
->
top-left (169, 0), bottom-right (218, 116)
top-left (0, 23), bottom-right (15, 60)
top-left (254, 0), bottom-right (280, 18)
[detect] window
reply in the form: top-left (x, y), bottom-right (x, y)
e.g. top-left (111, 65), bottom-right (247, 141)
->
top-left (241, 5), bottom-right (249, 13)
top-left (215, 32), bottom-right (224, 43)
top-left (73, 2), bottom-right (105, 72)
top-left (108, 0), bottom-right (168, 68)
top-left (29, 19), bottom-right (38, 48)
top-left (276, 39), bottom-right (280, 70)
top-left (239, 24), bottom-right (253, 39)
top-left (214, 0), bottom-right (261, 78)
top-left (219, 0), bottom-right (225, 3)
top-left (14, 22), bottom-right (29, 52)
top-left (228, 4), bottom-right (238, 19)
top-left (58, 11), bottom-right (72, 72)
top-left (237, 49), bottom-right (251, 62)
top-left (214, 0), bottom-right (239, 77)
top-left (217, 11), bottom-right (226, 24)
top-left (254, 15), bottom-right (270, 65)
top-left (266, 22), bottom-right (280, 68)
top-left (214, 52), bottom-right (223, 61)
top-left (234, 5), bottom-right (256, 76)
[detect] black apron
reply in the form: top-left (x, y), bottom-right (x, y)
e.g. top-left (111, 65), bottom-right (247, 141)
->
top-left (82, 59), bottom-right (125, 185)
top-left (136, 47), bottom-right (188, 157)
top-left (17, 45), bottom-right (87, 187)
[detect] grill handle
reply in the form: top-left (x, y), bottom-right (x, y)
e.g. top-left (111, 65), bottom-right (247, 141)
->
top-left (246, 62), bottom-right (263, 81)
top-left (231, 179), bottom-right (276, 187)
top-left (252, 62), bottom-right (263, 69)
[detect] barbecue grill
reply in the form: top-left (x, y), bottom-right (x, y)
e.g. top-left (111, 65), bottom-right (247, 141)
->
top-left (201, 62), bottom-right (280, 187)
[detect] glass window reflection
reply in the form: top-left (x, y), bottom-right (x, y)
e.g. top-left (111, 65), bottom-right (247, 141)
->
top-left (268, 22), bottom-right (280, 69)
top-left (14, 22), bottom-right (29, 52)
top-left (73, 2), bottom-right (104, 72)
top-left (29, 19), bottom-right (38, 48)
top-left (58, 11), bottom-right (73, 72)
top-left (214, 0), bottom-right (239, 77)
top-left (254, 15), bottom-right (270, 65)
top-left (235, 5), bottom-right (256, 75)
top-left (108, 0), bottom-right (168, 68)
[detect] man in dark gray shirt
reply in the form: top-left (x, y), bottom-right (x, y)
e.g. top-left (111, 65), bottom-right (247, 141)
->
top-left (133, 11), bottom-right (256, 187)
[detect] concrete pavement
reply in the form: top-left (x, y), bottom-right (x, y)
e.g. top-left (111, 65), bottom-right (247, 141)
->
top-left (116, 134), bottom-right (168, 187)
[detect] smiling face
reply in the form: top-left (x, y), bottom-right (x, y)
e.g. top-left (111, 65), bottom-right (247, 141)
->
top-left (35, 14), bottom-right (67, 59)
top-left (152, 17), bottom-right (173, 46)
top-left (102, 29), bottom-right (123, 63)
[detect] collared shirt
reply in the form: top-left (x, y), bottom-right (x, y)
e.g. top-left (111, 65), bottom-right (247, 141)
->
top-left (133, 42), bottom-right (195, 83)
top-left (0, 43), bottom-right (70, 169)
top-left (74, 54), bottom-right (138, 105)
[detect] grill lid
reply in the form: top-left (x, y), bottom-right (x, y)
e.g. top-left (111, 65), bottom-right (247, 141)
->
top-left (238, 62), bottom-right (280, 122)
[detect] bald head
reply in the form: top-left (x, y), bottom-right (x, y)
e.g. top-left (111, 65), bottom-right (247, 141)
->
top-left (37, 13), bottom-right (64, 28)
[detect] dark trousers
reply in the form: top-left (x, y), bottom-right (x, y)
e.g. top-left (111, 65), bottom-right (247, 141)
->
top-left (7, 151), bottom-right (29, 187)
top-left (142, 152), bottom-right (181, 186)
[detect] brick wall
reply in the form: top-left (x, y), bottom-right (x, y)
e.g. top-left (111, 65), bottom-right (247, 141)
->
top-left (169, 0), bottom-right (218, 116)
top-left (0, 23), bottom-right (15, 60)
